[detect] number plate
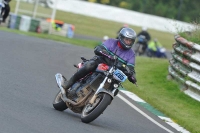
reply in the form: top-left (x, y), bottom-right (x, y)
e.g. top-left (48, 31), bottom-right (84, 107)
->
top-left (113, 69), bottom-right (127, 82)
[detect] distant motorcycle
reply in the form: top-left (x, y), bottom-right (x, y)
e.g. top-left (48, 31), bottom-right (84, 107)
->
top-left (146, 47), bottom-right (167, 58)
top-left (53, 53), bottom-right (134, 123)
top-left (134, 35), bottom-right (148, 56)
top-left (0, 0), bottom-right (6, 24)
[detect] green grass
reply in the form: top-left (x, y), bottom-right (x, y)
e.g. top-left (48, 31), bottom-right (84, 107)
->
top-left (3, 1), bottom-right (200, 133)
top-left (179, 26), bottom-right (200, 44)
top-left (0, 27), bottom-right (99, 48)
top-left (124, 57), bottom-right (200, 133)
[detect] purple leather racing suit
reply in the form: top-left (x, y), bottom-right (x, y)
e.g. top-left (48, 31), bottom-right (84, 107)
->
top-left (102, 38), bottom-right (135, 66)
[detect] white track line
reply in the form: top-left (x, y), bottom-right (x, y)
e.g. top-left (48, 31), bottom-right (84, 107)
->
top-left (118, 94), bottom-right (174, 133)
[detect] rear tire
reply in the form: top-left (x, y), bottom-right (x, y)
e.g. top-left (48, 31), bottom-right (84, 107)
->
top-left (52, 91), bottom-right (68, 111)
top-left (81, 93), bottom-right (112, 123)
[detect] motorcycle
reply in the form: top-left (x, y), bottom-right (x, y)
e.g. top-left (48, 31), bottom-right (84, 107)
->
top-left (52, 53), bottom-right (133, 123)
top-left (133, 35), bottom-right (148, 56)
top-left (146, 46), bottom-right (167, 58)
top-left (0, 0), bottom-right (5, 23)
top-left (0, 0), bottom-right (5, 24)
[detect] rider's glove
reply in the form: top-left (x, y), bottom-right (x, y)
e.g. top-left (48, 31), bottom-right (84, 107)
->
top-left (128, 75), bottom-right (137, 84)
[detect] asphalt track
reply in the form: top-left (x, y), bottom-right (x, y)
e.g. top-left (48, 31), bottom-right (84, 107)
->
top-left (0, 31), bottom-right (178, 133)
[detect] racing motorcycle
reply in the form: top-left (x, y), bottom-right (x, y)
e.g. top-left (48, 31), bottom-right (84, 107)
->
top-left (146, 47), bottom-right (167, 58)
top-left (0, 0), bottom-right (9, 24)
top-left (0, 0), bottom-right (5, 24)
top-left (134, 35), bottom-right (148, 56)
top-left (53, 53), bottom-right (133, 123)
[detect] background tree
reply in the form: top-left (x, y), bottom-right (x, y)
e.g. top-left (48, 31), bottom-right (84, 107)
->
top-left (84, 0), bottom-right (200, 23)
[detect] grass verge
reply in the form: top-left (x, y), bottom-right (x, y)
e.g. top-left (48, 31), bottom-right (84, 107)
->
top-left (124, 57), bottom-right (200, 133)
top-left (0, 27), bottom-right (99, 48)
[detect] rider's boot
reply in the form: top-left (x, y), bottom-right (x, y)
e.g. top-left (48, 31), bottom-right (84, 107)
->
top-left (62, 67), bottom-right (90, 94)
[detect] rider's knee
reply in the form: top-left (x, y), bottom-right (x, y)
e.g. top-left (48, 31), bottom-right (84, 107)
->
top-left (84, 60), bottom-right (97, 71)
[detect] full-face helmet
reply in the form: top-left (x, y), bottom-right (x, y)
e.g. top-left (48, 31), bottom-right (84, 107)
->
top-left (118, 28), bottom-right (137, 50)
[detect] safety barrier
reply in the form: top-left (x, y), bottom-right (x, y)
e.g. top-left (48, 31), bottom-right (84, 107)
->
top-left (168, 35), bottom-right (200, 102)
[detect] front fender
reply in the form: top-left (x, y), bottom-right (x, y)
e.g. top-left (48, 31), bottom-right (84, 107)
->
top-left (89, 88), bottom-right (119, 104)
top-left (89, 87), bottom-right (119, 104)
top-left (95, 88), bottom-right (119, 98)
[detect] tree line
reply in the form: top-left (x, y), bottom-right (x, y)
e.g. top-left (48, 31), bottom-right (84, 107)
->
top-left (84, 0), bottom-right (200, 23)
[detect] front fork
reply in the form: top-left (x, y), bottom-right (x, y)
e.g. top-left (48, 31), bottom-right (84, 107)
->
top-left (89, 67), bottom-right (118, 104)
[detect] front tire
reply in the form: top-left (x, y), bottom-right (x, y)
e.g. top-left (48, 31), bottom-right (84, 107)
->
top-left (81, 93), bottom-right (112, 123)
top-left (52, 91), bottom-right (68, 111)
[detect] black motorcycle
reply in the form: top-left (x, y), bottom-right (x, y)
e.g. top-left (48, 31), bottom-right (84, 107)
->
top-left (134, 35), bottom-right (148, 56)
top-left (52, 54), bottom-right (133, 123)
top-left (0, 0), bottom-right (6, 24)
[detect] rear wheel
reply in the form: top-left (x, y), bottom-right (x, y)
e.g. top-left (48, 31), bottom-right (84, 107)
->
top-left (52, 91), bottom-right (68, 111)
top-left (81, 93), bottom-right (112, 123)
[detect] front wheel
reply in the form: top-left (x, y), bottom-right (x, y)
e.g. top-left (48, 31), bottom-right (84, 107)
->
top-left (81, 93), bottom-right (112, 123)
top-left (52, 91), bottom-right (68, 111)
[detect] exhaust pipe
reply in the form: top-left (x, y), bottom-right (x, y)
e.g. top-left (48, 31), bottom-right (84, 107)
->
top-left (55, 73), bottom-right (66, 96)
top-left (55, 73), bottom-right (92, 106)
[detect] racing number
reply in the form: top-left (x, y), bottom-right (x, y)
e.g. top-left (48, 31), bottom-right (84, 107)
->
top-left (116, 73), bottom-right (124, 80)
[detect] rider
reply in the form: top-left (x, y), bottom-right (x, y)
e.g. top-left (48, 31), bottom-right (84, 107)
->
top-left (136, 27), bottom-right (151, 52)
top-left (1, 0), bottom-right (11, 23)
top-left (62, 27), bottom-right (137, 93)
top-left (148, 38), bottom-right (166, 58)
